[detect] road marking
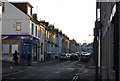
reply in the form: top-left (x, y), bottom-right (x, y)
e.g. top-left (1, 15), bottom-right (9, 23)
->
top-left (71, 69), bottom-right (88, 81)
top-left (77, 64), bottom-right (83, 67)
top-left (67, 61), bottom-right (70, 62)
top-left (73, 61), bottom-right (77, 63)
top-left (76, 69), bottom-right (88, 75)
top-left (52, 72), bottom-right (60, 74)
top-left (75, 76), bottom-right (78, 81)
top-left (77, 64), bottom-right (83, 66)
top-left (2, 70), bottom-right (23, 77)
top-left (72, 76), bottom-right (76, 80)
top-left (71, 75), bottom-right (79, 81)
top-left (77, 64), bottom-right (82, 65)
top-left (66, 68), bottom-right (74, 70)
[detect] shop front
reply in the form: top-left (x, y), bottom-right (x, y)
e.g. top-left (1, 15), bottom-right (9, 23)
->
top-left (2, 34), bottom-right (39, 63)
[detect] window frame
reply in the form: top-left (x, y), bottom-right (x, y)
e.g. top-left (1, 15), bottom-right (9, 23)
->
top-left (16, 22), bottom-right (21, 31)
top-left (31, 23), bottom-right (34, 35)
top-left (36, 25), bottom-right (37, 37)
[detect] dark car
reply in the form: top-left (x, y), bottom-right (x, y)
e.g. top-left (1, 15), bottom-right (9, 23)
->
top-left (69, 54), bottom-right (79, 61)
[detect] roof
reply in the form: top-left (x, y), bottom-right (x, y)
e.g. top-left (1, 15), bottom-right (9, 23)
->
top-left (10, 1), bottom-right (33, 8)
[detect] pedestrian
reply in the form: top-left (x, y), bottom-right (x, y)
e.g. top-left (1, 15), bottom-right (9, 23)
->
top-left (27, 53), bottom-right (31, 66)
top-left (13, 50), bottom-right (19, 66)
top-left (21, 53), bottom-right (26, 65)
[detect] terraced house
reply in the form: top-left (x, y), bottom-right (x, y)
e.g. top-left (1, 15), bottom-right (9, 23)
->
top-left (54, 29), bottom-right (62, 58)
top-left (45, 24), bottom-right (58, 60)
top-left (38, 20), bottom-right (47, 62)
top-left (61, 34), bottom-right (69, 54)
top-left (1, 1), bottom-right (81, 64)
top-left (69, 39), bottom-right (79, 53)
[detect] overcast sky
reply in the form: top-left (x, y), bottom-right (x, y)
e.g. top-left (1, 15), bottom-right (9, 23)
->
top-left (8, 0), bottom-right (96, 44)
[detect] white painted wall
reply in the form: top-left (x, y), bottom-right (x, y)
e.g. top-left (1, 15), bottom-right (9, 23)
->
top-left (29, 21), bottom-right (39, 38)
top-left (38, 25), bottom-right (45, 43)
top-left (2, 2), bottom-right (31, 35)
top-left (38, 25), bottom-right (45, 61)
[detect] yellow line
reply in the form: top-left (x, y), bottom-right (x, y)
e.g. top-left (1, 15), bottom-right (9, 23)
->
top-left (71, 75), bottom-right (79, 81)
top-left (71, 69), bottom-right (88, 81)
top-left (2, 70), bottom-right (23, 77)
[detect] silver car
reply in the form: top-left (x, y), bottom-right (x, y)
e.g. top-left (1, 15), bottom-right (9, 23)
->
top-left (60, 54), bottom-right (68, 60)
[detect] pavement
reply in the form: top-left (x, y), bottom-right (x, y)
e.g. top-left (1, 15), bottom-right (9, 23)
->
top-left (2, 59), bottom-right (60, 76)
top-left (77, 58), bottom-right (96, 81)
top-left (85, 58), bottom-right (96, 69)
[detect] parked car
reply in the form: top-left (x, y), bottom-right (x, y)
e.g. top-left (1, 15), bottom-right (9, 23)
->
top-left (65, 53), bottom-right (71, 60)
top-left (81, 52), bottom-right (88, 55)
top-left (69, 53), bottom-right (79, 61)
top-left (80, 53), bottom-right (91, 62)
top-left (60, 54), bottom-right (68, 60)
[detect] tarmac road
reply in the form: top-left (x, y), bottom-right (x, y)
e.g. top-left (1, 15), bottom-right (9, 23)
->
top-left (2, 60), bottom-right (95, 81)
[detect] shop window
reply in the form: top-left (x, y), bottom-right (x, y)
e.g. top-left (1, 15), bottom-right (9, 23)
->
top-left (12, 44), bottom-right (18, 53)
top-left (16, 22), bottom-right (21, 31)
top-left (2, 44), bottom-right (9, 61)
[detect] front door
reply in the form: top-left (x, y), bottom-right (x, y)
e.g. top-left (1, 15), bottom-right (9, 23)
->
top-left (32, 44), bottom-right (37, 62)
top-left (23, 42), bottom-right (31, 62)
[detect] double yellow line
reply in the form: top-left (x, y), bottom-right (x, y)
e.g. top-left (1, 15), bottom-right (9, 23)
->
top-left (2, 70), bottom-right (23, 77)
top-left (71, 74), bottom-right (79, 81)
top-left (71, 69), bottom-right (88, 81)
